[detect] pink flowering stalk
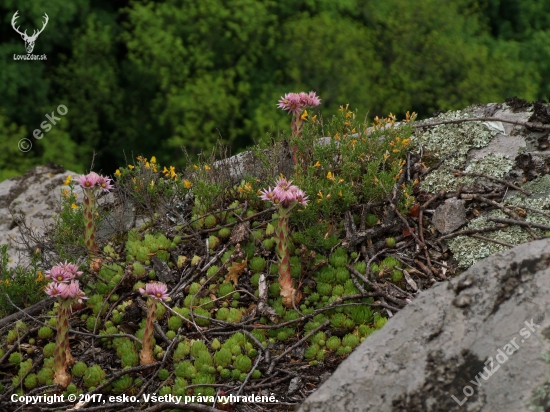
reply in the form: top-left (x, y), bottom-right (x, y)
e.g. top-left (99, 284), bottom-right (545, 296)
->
top-left (44, 263), bottom-right (86, 388)
top-left (138, 282), bottom-right (169, 365)
top-left (260, 178), bottom-right (308, 307)
top-left (77, 172), bottom-right (113, 271)
top-left (277, 91), bottom-right (321, 164)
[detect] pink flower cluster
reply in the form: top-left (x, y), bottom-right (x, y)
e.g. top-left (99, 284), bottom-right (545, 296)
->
top-left (77, 172), bottom-right (113, 192)
top-left (44, 262), bottom-right (86, 302)
top-left (139, 282), bottom-right (169, 301)
top-left (260, 177), bottom-right (308, 208)
top-left (277, 91), bottom-right (321, 115)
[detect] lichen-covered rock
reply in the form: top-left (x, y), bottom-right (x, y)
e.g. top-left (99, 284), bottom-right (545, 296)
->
top-left (0, 163), bottom-right (82, 268)
top-left (414, 100), bottom-right (550, 268)
top-left (298, 238), bottom-right (550, 412)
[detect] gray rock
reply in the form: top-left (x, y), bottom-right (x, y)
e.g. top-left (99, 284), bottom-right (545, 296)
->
top-left (297, 238), bottom-right (550, 412)
top-left (431, 197), bottom-right (467, 234)
top-left (0, 164), bottom-right (133, 268)
top-left (0, 163), bottom-right (83, 268)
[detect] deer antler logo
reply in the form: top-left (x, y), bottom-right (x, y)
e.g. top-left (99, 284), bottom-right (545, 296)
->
top-left (11, 11), bottom-right (49, 54)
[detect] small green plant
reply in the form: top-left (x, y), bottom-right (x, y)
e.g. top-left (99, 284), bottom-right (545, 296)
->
top-left (113, 373), bottom-right (133, 394)
top-left (9, 352), bottom-right (22, 365)
top-left (342, 333), bottom-right (360, 349)
top-left (0, 245), bottom-right (47, 317)
top-left (158, 368), bottom-right (170, 380)
top-left (234, 354), bottom-right (252, 373)
top-left (43, 342), bottom-right (56, 358)
top-left (83, 365), bottom-right (105, 388)
top-left (175, 361), bottom-right (196, 379)
top-left (72, 362), bottom-right (87, 377)
top-left (304, 344), bottom-right (320, 360)
top-left (213, 348), bottom-right (232, 368)
top-left (249, 256), bottom-right (267, 273)
top-left (326, 336), bottom-right (341, 351)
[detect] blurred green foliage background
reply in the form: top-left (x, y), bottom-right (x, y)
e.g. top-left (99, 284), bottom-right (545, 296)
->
top-left (1, 0), bottom-right (548, 181)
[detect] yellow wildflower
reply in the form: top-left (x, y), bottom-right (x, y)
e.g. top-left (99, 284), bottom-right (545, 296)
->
top-left (115, 169), bottom-right (121, 178)
top-left (338, 190), bottom-right (342, 197)
top-left (64, 175), bottom-right (72, 186)
top-left (62, 188), bottom-right (70, 198)
top-left (128, 165), bottom-right (134, 169)
top-left (301, 110), bottom-right (308, 120)
top-left (36, 271), bottom-right (44, 282)
top-left (163, 166), bottom-right (169, 176)
top-left (145, 162), bottom-right (150, 169)
top-left (153, 165), bottom-right (158, 172)
top-left (151, 156), bottom-right (157, 163)
top-left (327, 171), bottom-right (335, 181)
top-left (71, 203), bottom-right (78, 209)
top-left (312, 115), bottom-right (317, 123)
top-left (204, 165), bottom-right (211, 170)
top-left (150, 180), bottom-right (155, 188)
top-left (345, 111), bottom-right (352, 119)
top-left (314, 161), bottom-right (321, 167)
top-left (169, 166), bottom-right (177, 179)
top-left (334, 133), bottom-right (340, 140)
top-left (183, 180), bottom-right (192, 189)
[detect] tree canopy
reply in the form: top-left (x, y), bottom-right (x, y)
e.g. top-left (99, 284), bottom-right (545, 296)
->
top-left (0, 0), bottom-right (547, 180)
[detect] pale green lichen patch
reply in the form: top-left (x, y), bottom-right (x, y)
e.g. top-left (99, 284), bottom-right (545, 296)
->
top-left (415, 108), bottom-right (500, 192)
top-left (422, 153), bottom-right (513, 193)
top-left (504, 176), bottom-right (550, 232)
top-left (448, 175), bottom-right (550, 269)
top-left (447, 211), bottom-right (531, 269)
top-left (464, 153), bottom-right (514, 178)
top-left (415, 108), bottom-right (497, 157)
